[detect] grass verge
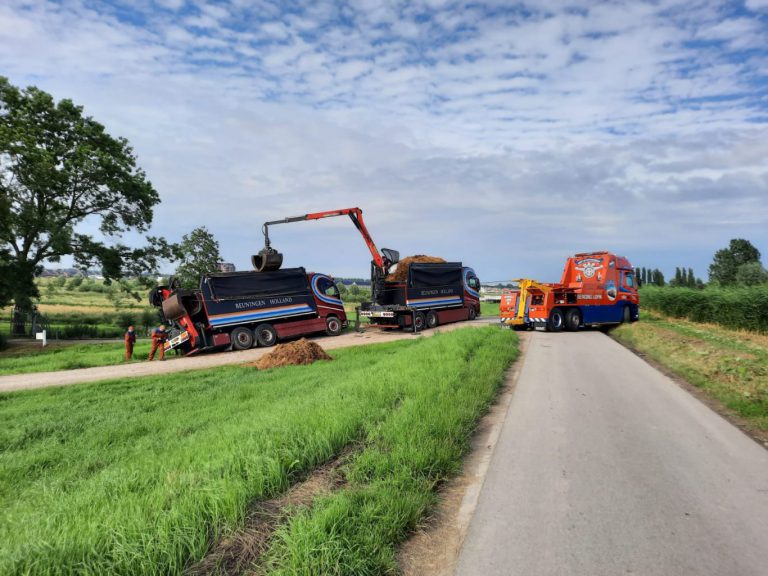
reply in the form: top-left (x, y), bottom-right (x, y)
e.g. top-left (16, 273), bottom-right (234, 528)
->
top-left (0, 327), bottom-right (518, 575)
top-left (261, 325), bottom-right (517, 575)
top-left (0, 341), bottom-right (154, 375)
top-left (613, 310), bottom-right (768, 433)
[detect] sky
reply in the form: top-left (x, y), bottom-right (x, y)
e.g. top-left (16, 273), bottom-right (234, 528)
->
top-left (1, 0), bottom-right (767, 283)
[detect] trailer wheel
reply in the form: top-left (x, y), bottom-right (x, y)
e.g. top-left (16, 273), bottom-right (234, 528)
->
top-left (325, 315), bottom-right (342, 336)
top-left (255, 323), bottom-right (278, 347)
top-left (547, 308), bottom-right (565, 332)
top-left (414, 312), bottom-right (426, 332)
top-left (565, 308), bottom-right (581, 332)
top-left (231, 327), bottom-right (254, 350)
top-left (426, 310), bottom-right (439, 329)
top-left (468, 306), bottom-right (477, 321)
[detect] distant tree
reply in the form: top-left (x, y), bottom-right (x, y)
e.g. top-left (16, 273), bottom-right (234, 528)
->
top-left (174, 226), bottom-right (223, 288)
top-left (686, 268), bottom-right (696, 288)
top-left (709, 239), bottom-right (761, 286)
top-left (735, 262), bottom-right (768, 286)
top-left (0, 77), bottom-right (176, 323)
top-left (672, 267), bottom-right (683, 287)
top-left (66, 276), bottom-right (83, 290)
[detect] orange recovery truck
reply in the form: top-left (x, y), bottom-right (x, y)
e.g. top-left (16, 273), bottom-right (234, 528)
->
top-left (500, 251), bottom-right (639, 331)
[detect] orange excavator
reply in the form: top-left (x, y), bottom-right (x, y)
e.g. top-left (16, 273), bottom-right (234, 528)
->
top-left (252, 207), bottom-right (481, 332)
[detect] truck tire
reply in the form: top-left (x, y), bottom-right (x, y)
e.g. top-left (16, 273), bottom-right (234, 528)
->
top-left (255, 323), bottom-right (278, 347)
top-left (547, 308), bottom-right (565, 332)
top-left (426, 310), bottom-right (439, 329)
top-left (468, 306), bottom-right (477, 321)
top-left (325, 315), bottom-right (342, 336)
top-left (622, 306), bottom-right (631, 324)
top-left (413, 312), bottom-right (425, 332)
top-left (231, 327), bottom-right (254, 350)
top-left (565, 308), bottom-right (581, 332)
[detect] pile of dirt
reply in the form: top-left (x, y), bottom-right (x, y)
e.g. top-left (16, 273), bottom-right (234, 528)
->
top-left (386, 255), bottom-right (447, 282)
top-left (252, 338), bottom-right (332, 370)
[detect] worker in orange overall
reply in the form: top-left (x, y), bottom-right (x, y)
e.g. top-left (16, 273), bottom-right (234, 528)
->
top-left (124, 325), bottom-right (136, 361)
top-left (148, 324), bottom-right (168, 361)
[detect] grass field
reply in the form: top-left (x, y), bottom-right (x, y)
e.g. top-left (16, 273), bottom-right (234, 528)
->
top-left (0, 340), bottom-right (154, 375)
top-left (613, 310), bottom-right (768, 432)
top-left (0, 327), bottom-right (518, 575)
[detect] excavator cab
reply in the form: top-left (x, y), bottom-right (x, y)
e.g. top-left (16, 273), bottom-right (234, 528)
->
top-left (381, 248), bottom-right (400, 266)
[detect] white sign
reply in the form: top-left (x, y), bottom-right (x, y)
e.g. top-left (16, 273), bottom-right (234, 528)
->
top-left (35, 330), bottom-right (47, 347)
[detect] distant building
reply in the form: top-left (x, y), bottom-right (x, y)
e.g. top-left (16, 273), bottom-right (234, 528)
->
top-left (218, 262), bottom-right (236, 273)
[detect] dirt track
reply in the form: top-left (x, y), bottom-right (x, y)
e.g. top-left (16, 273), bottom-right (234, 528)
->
top-left (0, 319), bottom-right (494, 393)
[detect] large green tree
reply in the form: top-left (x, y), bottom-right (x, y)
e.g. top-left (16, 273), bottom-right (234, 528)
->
top-left (735, 261), bottom-right (768, 286)
top-left (174, 226), bottom-right (223, 288)
top-left (0, 77), bottom-right (175, 316)
top-left (708, 239), bottom-right (761, 286)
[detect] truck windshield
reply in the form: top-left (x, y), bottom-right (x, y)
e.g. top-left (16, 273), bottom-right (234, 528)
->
top-left (624, 272), bottom-right (635, 288)
top-left (316, 277), bottom-right (341, 298)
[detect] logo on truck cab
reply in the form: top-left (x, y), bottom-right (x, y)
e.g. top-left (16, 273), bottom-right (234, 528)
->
top-left (575, 258), bottom-right (603, 279)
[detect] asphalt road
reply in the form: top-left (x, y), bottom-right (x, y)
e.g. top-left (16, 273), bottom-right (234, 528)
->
top-left (456, 330), bottom-right (768, 576)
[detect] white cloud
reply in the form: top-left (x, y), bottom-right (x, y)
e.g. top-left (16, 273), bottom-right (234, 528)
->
top-left (0, 0), bottom-right (766, 279)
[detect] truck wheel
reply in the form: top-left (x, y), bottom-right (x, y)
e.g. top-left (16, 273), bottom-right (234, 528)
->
top-left (622, 306), bottom-right (631, 324)
top-left (325, 315), bottom-right (342, 336)
top-left (231, 327), bottom-right (254, 350)
top-left (414, 312), bottom-right (426, 332)
top-left (468, 306), bottom-right (477, 320)
top-left (547, 308), bottom-right (565, 332)
top-left (565, 308), bottom-right (581, 332)
top-left (255, 323), bottom-right (278, 347)
top-left (426, 310), bottom-right (439, 329)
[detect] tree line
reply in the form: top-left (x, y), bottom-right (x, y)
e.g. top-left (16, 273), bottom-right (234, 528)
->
top-left (637, 238), bottom-right (767, 289)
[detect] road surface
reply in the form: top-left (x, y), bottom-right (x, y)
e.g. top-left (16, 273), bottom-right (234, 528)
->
top-left (0, 319), bottom-right (492, 392)
top-left (456, 330), bottom-right (768, 576)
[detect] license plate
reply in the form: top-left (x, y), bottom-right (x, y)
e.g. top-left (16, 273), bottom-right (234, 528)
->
top-left (359, 310), bottom-right (395, 318)
top-left (164, 330), bottom-right (190, 350)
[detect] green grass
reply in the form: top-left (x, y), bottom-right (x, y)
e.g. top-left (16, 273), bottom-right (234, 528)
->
top-left (613, 310), bottom-right (768, 431)
top-left (481, 301), bottom-right (500, 317)
top-left (0, 341), bottom-right (154, 375)
top-left (0, 327), bottom-right (518, 575)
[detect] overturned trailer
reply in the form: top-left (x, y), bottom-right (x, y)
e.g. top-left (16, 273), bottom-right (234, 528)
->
top-left (149, 268), bottom-right (347, 355)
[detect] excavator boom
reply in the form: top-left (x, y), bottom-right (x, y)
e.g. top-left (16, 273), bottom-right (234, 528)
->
top-left (252, 207), bottom-right (397, 273)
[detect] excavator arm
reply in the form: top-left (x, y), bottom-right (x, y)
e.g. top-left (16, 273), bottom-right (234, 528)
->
top-left (252, 207), bottom-right (398, 273)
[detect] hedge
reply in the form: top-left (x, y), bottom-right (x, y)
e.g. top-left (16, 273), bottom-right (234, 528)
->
top-left (640, 286), bottom-right (768, 333)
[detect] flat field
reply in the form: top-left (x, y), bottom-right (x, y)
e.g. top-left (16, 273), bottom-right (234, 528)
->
top-left (613, 310), bottom-right (768, 432)
top-left (0, 327), bottom-right (518, 575)
top-left (0, 341), bottom-right (153, 376)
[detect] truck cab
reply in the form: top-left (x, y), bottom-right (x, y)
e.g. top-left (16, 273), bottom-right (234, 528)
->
top-left (150, 269), bottom-right (347, 355)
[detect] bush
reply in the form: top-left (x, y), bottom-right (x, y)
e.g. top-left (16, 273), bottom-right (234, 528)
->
top-left (640, 285), bottom-right (768, 333)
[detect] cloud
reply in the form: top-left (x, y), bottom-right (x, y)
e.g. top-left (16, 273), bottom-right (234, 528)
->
top-left (0, 0), bottom-right (766, 280)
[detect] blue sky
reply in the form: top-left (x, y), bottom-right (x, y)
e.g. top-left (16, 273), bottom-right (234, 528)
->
top-left (1, 0), bottom-right (767, 282)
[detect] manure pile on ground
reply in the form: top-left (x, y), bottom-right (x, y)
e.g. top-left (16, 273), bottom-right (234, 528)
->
top-left (386, 255), bottom-right (447, 282)
top-left (252, 338), bottom-right (332, 370)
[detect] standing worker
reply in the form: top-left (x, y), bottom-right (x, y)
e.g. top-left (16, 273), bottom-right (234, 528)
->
top-left (124, 325), bottom-right (136, 361)
top-left (148, 324), bottom-right (168, 361)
